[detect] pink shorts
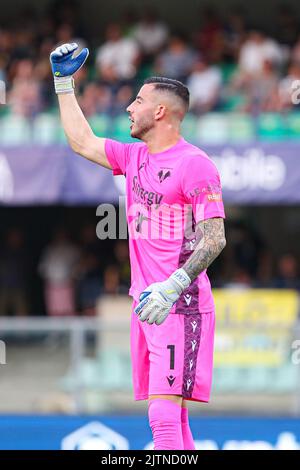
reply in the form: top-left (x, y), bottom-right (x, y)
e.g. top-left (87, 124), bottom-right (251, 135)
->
top-left (130, 300), bottom-right (215, 402)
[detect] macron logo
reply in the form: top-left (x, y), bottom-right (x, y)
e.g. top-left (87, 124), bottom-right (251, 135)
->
top-left (167, 375), bottom-right (176, 387)
top-left (184, 294), bottom-right (192, 306)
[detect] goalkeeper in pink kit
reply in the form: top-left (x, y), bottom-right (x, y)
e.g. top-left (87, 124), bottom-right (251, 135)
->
top-left (50, 43), bottom-right (226, 450)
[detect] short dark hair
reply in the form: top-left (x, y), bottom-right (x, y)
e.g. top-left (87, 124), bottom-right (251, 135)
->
top-left (144, 76), bottom-right (190, 113)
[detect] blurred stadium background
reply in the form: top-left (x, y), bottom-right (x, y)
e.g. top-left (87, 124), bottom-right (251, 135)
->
top-left (0, 0), bottom-right (300, 450)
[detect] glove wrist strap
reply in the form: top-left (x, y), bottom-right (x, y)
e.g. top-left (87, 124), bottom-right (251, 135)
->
top-left (170, 268), bottom-right (191, 293)
top-left (54, 76), bottom-right (75, 94)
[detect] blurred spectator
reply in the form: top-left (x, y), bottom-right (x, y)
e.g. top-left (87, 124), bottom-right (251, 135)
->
top-left (49, 0), bottom-right (82, 31)
top-left (275, 5), bottom-right (299, 48)
top-left (75, 224), bottom-right (102, 316)
top-left (244, 59), bottom-right (279, 113)
top-left (113, 240), bottom-right (131, 290)
top-left (238, 30), bottom-right (283, 78)
top-left (132, 8), bottom-right (169, 61)
top-left (8, 59), bottom-right (43, 117)
top-left (291, 34), bottom-right (300, 66)
top-left (96, 23), bottom-right (140, 85)
top-left (37, 17), bottom-right (56, 43)
top-left (38, 228), bottom-right (79, 316)
top-left (193, 6), bottom-right (224, 63)
top-left (187, 56), bottom-right (222, 114)
top-left (56, 22), bottom-right (74, 45)
top-left (0, 28), bottom-right (15, 76)
top-left (272, 254), bottom-right (300, 290)
top-left (155, 33), bottom-right (196, 82)
top-left (276, 61), bottom-right (300, 111)
top-left (225, 222), bottom-right (266, 281)
top-left (79, 82), bottom-right (112, 116)
top-left (35, 38), bottom-right (57, 82)
top-left (0, 229), bottom-right (28, 316)
top-left (223, 8), bottom-right (247, 61)
top-left (34, 38), bottom-right (57, 107)
top-left (110, 84), bottom-right (134, 116)
top-left (55, 22), bottom-right (87, 51)
top-left (120, 7), bottom-right (139, 38)
top-left (224, 267), bottom-right (253, 289)
top-left (10, 28), bottom-right (35, 61)
top-left (0, 57), bottom-right (6, 82)
top-left (2, 7), bottom-right (300, 117)
top-left (228, 32), bottom-right (284, 111)
top-left (102, 265), bottom-right (127, 295)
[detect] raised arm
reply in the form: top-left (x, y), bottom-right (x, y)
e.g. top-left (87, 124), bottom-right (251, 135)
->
top-left (50, 43), bottom-right (112, 168)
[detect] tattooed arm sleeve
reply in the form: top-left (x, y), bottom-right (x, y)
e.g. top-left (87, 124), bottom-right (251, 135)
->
top-left (182, 217), bottom-right (226, 282)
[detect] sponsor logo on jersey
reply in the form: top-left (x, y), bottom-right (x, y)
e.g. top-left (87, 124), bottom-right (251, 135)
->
top-left (207, 193), bottom-right (222, 202)
top-left (132, 176), bottom-right (163, 207)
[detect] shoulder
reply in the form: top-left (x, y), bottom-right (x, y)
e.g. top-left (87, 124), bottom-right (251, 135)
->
top-left (180, 141), bottom-right (219, 173)
top-left (127, 141), bottom-right (147, 154)
top-left (106, 139), bottom-right (145, 152)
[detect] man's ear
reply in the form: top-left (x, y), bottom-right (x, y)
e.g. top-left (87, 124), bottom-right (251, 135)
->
top-left (154, 104), bottom-right (166, 120)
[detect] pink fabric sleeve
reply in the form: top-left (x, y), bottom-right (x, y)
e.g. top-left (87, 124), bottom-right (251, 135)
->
top-left (181, 156), bottom-right (225, 222)
top-left (105, 138), bottom-right (133, 176)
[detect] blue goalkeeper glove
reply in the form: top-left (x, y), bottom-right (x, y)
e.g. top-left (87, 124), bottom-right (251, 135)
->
top-left (50, 42), bottom-right (89, 94)
top-left (134, 268), bottom-right (191, 325)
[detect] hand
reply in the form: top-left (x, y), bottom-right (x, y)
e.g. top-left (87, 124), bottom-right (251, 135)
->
top-left (50, 43), bottom-right (89, 94)
top-left (134, 269), bottom-right (191, 325)
top-left (50, 42), bottom-right (89, 77)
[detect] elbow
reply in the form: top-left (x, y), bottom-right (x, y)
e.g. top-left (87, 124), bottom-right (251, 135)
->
top-left (67, 133), bottom-right (83, 154)
top-left (68, 132), bottom-right (90, 156)
top-left (70, 140), bottom-right (82, 155)
top-left (219, 237), bottom-right (226, 253)
top-left (215, 237), bottom-right (226, 257)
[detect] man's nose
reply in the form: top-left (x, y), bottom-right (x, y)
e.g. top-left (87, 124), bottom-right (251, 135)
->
top-left (126, 102), bottom-right (133, 113)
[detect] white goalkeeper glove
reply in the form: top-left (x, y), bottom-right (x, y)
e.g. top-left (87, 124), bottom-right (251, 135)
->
top-left (134, 268), bottom-right (191, 325)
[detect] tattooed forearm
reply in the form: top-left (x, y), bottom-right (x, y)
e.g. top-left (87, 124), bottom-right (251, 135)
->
top-left (182, 218), bottom-right (226, 282)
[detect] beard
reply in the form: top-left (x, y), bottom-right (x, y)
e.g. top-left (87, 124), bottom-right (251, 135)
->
top-left (130, 115), bottom-right (155, 140)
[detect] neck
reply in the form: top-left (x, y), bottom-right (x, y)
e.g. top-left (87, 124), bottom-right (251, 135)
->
top-left (143, 126), bottom-right (181, 154)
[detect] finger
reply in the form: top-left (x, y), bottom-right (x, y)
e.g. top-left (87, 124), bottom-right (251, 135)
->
top-left (134, 296), bottom-right (151, 316)
top-left (75, 47), bottom-right (89, 65)
top-left (139, 304), bottom-right (152, 322)
top-left (67, 42), bottom-right (78, 52)
top-left (155, 312), bottom-right (167, 325)
top-left (51, 48), bottom-right (62, 58)
top-left (139, 299), bottom-right (157, 322)
top-left (146, 304), bottom-right (161, 324)
top-left (61, 45), bottom-right (69, 55)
